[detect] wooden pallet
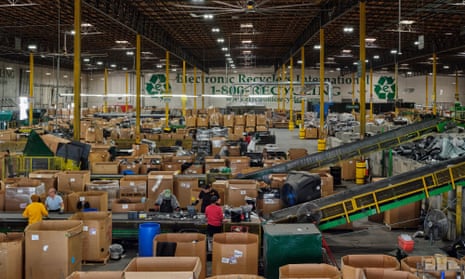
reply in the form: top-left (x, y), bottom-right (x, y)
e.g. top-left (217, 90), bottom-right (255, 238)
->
top-left (82, 254), bottom-right (110, 265)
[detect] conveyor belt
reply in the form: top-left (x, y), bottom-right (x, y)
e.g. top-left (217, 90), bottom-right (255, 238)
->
top-left (269, 155), bottom-right (465, 230)
top-left (240, 118), bottom-right (454, 181)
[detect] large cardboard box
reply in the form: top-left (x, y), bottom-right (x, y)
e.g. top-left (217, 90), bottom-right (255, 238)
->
top-left (224, 115), bottom-right (234, 127)
top-left (246, 114), bottom-right (256, 127)
top-left (66, 272), bottom-right (123, 279)
top-left (124, 257), bottom-right (202, 279)
top-left (384, 201), bottom-right (421, 229)
top-left (86, 180), bottom-right (119, 210)
top-left (174, 176), bottom-right (199, 208)
top-left (0, 232), bottom-right (24, 279)
top-left (25, 220), bottom-right (83, 279)
top-left (88, 151), bottom-right (110, 163)
top-left (228, 157), bottom-right (251, 176)
top-left (69, 212), bottom-right (112, 261)
top-left (5, 179), bottom-right (45, 211)
top-left (0, 189), bottom-right (4, 211)
top-left (67, 191), bottom-right (109, 212)
top-left (212, 233), bottom-right (259, 276)
top-left (111, 197), bottom-right (146, 213)
top-left (226, 180), bottom-right (257, 207)
top-left (119, 175), bottom-right (147, 198)
top-left (256, 114), bottom-right (267, 126)
top-left (147, 171), bottom-right (176, 200)
top-left (140, 155), bottom-right (163, 174)
top-left (29, 170), bottom-right (61, 192)
top-left (341, 254), bottom-right (400, 279)
top-left (235, 115), bottom-right (245, 126)
top-left (400, 256), bottom-right (459, 279)
top-left (319, 172), bottom-right (334, 197)
top-left (208, 276), bottom-right (264, 279)
top-left (205, 158), bottom-right (226, 173)
top-left (363, 269), bottom-right (419, 279)
top-left (186, 116), bottom-right (197, 127)
top-left (339, 159), bottom-right (356, 180)
top-left (58, 171), bottom-right (91, 193)
top-left (304, 128), bottom-right (318, 139)
top-left (184, 164), bottom-right (204, 175)
top-left (256, 197), bottom-right (282, 218)
top-left (162, 162), bottom-right (182, 172)
top-left (91, 162), bottom-right (120, 175)
top-left (153, 233), bottom-right (207, 279)
top-left (279, 264), bottom-right (340, 279)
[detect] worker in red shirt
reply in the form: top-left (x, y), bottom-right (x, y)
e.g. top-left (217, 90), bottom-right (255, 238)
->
top-left (205, 195), bottom-right (223, 237)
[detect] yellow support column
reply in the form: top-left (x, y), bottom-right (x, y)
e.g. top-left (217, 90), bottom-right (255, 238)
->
top-left (104, 68), bottom-right (108, 113)
top-left (29, 53), bottom-right (34, 127)
top-left (135, 34), bottom-right (141, 144)
top-left (289, 57), bottom-right (294, 131)
top-left (73, 0), bottom-right (81, 141)
top-left (299, 46), bottom-right (305, 139)
top-left (193, 67), bottom-right (197, 112)
top-left (165, 51), bottom-right (170, 127)
top-left (318, 28), bottom-right (326, 152)
top-left (456, 186), bottom-right (462, 237)
top-left (125, 72), bottom-right (129, 113)
top-left (433, 53), bottom-right (437, 116)
top-left (182, 60), bottom-right (186, 117)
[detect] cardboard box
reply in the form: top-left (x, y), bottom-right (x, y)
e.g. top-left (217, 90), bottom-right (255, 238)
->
top-left (269, 174), bottom-right (288, 188)
top-left (86, 180), bottom-right (119, 210)
top-left (25, 220), bottom-right (83, 279)
top-left (88, 151), bottom-right (110, 163)
top-left (197, 117), bottom-right (209, 127)
top-left (234, 126), bottom-right (245, 135)
top-left (341, 254), bottom-right (400, 279)
top-left (162, 162), bottom-right (182, 172)
top-left (305, 128), bottom-right (318, 139)
top-left (319, 172), bottom-right (334, 197)
top-left (0, 232), bottom-right (24, 279)
top-left (174, 176), bottom-right (199, 208)
top-left (119, 162), bottom-right (141, 175)
top-left (279, 264), bottom-right (340, 279)
top-left (0, 190), bottom-right (4, 211)
top-left (256, 125), bottom-right (268, 132)
top-left (124, 257), bottom-right (202, 279)
top-left (339, 159), bottom-right (356, 180)
top-left (288, 148), bottom-right (308, 160)
top-left (245, 127), bottom-right (255, 133)
top-left (212, 233), bottom-right (259, 276)
top-left (228, 146), bottom-right (240, 156)
top-left (57, 171), bottom-right (91, 193)
top-left (5, 179), bottom-right (45, 211)
top-left (153, 233), bottom-right (207, 279)
top-left (69, 212), bottom-right (112, 261)
top-left (183, 164), bottom-right (204, 175)
top-left (363, 269), bottom-right (419, 279)
top-left (384, 201), bottom-right (421, 229)
top-left (226, 180), bottom-right (257, 207)
top-left (223, 115), bottom-right (234, 127)
top-left (119, 175), bottom-right (147, 198)
top-left (29, 170), bottom-right (61, 192)
top-left (227, 157), bottom-right (251, 176)
top-left (132, 144), bottom-right (149, 157)
top-left (140, 155), bottom-right (163, 174)
top-left (246, 114), bottom-right (256, 127)
top-left (147, 171), bottom-right (176, 200)
top-left (205, 159), bottom-right (226, 173)
top-left (91, 162), bottom-right (120, 175)
top-left (208, 276), bottom-right (264, 279)
top-left (256, 114), bottom-right (267, 126)
top-left (111, 197), bottom-right (146, 213)
top-left (400, 256), bottom-right (460, 279)
top-left (66, 272), bottom-right (123, 279)
top-left (256, 198), bottom-right (282, 218)
top-left (67, 191), bottom-right (109, 212)
top-left (173, 156), bottom-right (195, 164)
top-left (235, 115), bottom-right (245, 126)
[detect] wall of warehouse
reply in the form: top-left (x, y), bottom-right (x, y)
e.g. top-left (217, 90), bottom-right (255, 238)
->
top-left (0, 60), bottom-right (78, 119)
top-left (0, 59), bottom-right (463, 114)
top-left (86, 67), bottom-right (465, 111)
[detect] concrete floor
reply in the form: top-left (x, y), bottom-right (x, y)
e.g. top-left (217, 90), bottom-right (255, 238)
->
top-left (82, 128), bottom-right (456, 275)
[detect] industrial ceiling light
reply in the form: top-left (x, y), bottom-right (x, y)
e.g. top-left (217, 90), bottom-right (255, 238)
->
top-left (212, 27), bottom-right (220, 32)
top-left (217, 38), bottom-right (224, 43)
top-left (373, 55), bottom-right (380, 59)
top-left (122, 67), bottom-right (128, 71)
top-left (365, 38), bottom-right (376, 43)
top-left (313, 45), bottom-right (321, 50)
top-left (443, 65), bottom-right (450, 69)
top-left (5, 67), bottom-right (13, 70)
top-left (203, 14), bottom-right (214, 19)
top-left (390, 49), bottom-right (398, 54)
top-left (110, 64), bottom-right (117, 68)
top-left (240, 23), bottom-right (253, 28)
top-left (83, 58), bottom-right (90, 62)
top-left (342, 49), bottom-right (351, 53)
top-left (126, 51), bottom-right (134, 56)
top-left (343, 27), bottom-right (354, 33)
top-left (27, 44), bottom-right (37, 51)
top-left (225, 53), bottom-right (230, 57)
top-left (96, 61), bottom-right (103, 65)
top-left (221, 47), bottom-right (228, 51)
top-left (242, 40), bottom-right (252, 44)
top-left (81, 23), bottom-right (93, 27)
top-left (156, 64), bottom-right (163, 68)
top-left (115, 40), bottom-right (129, 44)
top-left (399, 20), bottom-right (415, 25)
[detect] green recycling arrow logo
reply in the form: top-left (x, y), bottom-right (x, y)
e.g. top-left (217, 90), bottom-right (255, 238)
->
top-left (374, 76), bottom-right (395, 100)
top-left (146, 74), bottom-right (171, 98)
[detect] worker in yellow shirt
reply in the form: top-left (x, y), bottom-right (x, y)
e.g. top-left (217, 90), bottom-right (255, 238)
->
top-left (22, 194), bottom-right (48, 225)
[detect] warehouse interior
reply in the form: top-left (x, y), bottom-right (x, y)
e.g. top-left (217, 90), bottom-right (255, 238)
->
top-left (2, 0), bottom-right (465, 279)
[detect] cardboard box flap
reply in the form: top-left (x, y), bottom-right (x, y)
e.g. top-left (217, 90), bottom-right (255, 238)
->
top-left (124, 257), bottom-right (201, 279)
top-left (364, 268), bottom-right (419, 279)
top-left (66, 271), bottom-right (123, 279)
top-left (279, 264), bottom-right (340, 279)
top-left (25, 220), bottom-right (83, 236)
top-left (213, 232), bottom-right (258, 244)
top-left (342, 254), bottom-right (400, 279)
top-left (155, 233), bottom-right (206, 243)
top-left (69, 211), bottom-right (112, 221)
top-left (124, 272), bottom-right (195, 279)
top-left (29, 170), bottom-right (61, 179)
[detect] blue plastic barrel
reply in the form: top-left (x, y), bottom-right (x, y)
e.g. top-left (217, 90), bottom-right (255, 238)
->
top-left (138, 223), bottom-right (160, 257)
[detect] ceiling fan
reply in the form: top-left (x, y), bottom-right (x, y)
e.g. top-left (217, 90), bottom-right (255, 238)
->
top-left (0, 0), bottom-right (37, 7)
top-left (171, 0), bottom-right (320, 17)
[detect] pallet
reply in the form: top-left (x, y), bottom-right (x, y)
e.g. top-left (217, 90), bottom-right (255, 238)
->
top-left (82, 254), bottom-right (110, 265)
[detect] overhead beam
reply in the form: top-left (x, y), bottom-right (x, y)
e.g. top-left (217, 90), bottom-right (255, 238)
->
top-left (82, 0), bottom-right (208, 73)
top-left (276, 0), bottom-right (359, 70)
